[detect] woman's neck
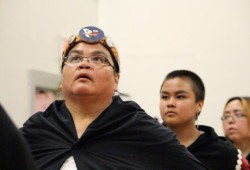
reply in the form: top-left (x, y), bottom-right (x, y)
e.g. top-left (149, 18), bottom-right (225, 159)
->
top-left (66, 95), bottom-right (113, 116)
top-left (65, 96), bottom-right (113, 138)
top-left (234, 139), bottom-right (250, 157)
top-left (168, 124), bottom-right (201, 148)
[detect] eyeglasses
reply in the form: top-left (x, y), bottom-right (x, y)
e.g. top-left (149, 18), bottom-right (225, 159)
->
top-left (221, 112), bottom-right (247, 121)
top-left (64, 54), bottom-right (114, 68)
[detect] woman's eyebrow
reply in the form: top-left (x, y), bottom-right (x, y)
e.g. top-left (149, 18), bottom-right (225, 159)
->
top-left (224, 109), bottom-right (242, 114)
top-left (175, 90), bottom-right (188, 96)
top-left (160, 91), bottom-right (168, 95)
top-left (91, 50), bottom-right (108, 56)
top-left (160, 90), bottom-right (188, 95)
top-left (68, 49), bottom-right (82, 55)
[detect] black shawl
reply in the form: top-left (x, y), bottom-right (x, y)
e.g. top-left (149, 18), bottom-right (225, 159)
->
top-left (21, 96), bottom-right (208, 170)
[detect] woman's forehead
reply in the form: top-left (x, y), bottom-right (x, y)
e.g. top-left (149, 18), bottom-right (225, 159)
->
top-left (69, 42), bottom-right (112, 58)
top-left (225, 100), bottom-right (242, 110)
top-left (164, 77), bottom-right (192, 87)
top-left (70, 42), bottom-right (110, 53)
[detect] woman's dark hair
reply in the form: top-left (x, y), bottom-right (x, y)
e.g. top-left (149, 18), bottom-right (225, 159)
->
top-left (160, 70), bottom-right (205, 102)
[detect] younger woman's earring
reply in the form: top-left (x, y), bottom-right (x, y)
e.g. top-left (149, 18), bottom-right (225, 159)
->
top-left (195, 113), bottom-right (199, 129)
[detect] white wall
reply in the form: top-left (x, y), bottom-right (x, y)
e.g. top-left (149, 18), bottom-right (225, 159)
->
top-left (0, 0), bottom-right (98, 127)
top-left (98, 0), bottom-right (250, 135)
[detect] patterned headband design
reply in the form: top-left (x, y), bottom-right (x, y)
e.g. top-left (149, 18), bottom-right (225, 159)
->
top-left (62, 26), bottom-right (119, 72)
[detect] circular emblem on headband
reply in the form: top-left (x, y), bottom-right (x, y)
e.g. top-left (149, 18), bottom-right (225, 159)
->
top-left (79, 26), bottom-right (104, 43)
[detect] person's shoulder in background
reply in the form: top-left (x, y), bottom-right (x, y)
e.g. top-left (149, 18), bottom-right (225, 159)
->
top-left (0, 104), bottom-right (37, 170)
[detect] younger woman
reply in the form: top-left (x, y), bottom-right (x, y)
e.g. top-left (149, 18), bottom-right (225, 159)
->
top-left (160, 70), bottom-right (249, 170)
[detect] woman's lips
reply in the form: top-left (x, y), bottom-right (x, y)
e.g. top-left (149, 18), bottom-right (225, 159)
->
top-left (166, 111), bottom-right (177, 116)
top-left (227, 127), bottom-right (237, 134)
top-left (76, 72), bottom-right (92, 80)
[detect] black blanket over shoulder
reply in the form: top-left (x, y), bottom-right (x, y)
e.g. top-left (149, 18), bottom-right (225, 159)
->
top-left (0, 104), bottom-right (37, 170)
top-left (21, 96), bottom-right (208, 170)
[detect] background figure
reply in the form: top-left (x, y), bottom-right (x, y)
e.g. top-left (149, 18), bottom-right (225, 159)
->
top-left (159, 70), bottom-right (247, 170)
top-left (0, 104), bottom-right (37, 170)
top-left (21, 26), bottom-right (209, 170)
top-left (222, 97), bottom-right (250, 163)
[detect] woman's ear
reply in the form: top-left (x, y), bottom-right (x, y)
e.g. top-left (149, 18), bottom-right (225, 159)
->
top-left (59, 83), bottom-right (62, 89)
top-left (114, 73), bottom-right (120, 92)
top-left (196, 100), bottom-right (204, 115)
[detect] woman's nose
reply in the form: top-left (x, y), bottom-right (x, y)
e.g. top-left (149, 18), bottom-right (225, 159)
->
top-left (227, 116), bottom-right (236, 123)
top-left (78, 58), bottom-right (91, 69)
top-left (167, 98), bottom-right (175, 107)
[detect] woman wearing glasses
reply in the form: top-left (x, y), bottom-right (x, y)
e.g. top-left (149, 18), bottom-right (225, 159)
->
top-left (21, 26), bottom-right (209, 170)
top-left (222, 97), bottom-right (250, 163)
top-left (159, 70), bottom-right (249, 170)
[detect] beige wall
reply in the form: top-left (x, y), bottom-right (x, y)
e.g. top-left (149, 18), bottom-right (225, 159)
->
top-left (1, 0), bottom-right (250, 135)
top-left (0, 0), bottom-right (98, 127)
top-left (98, 0), bottom-right (250, 135)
